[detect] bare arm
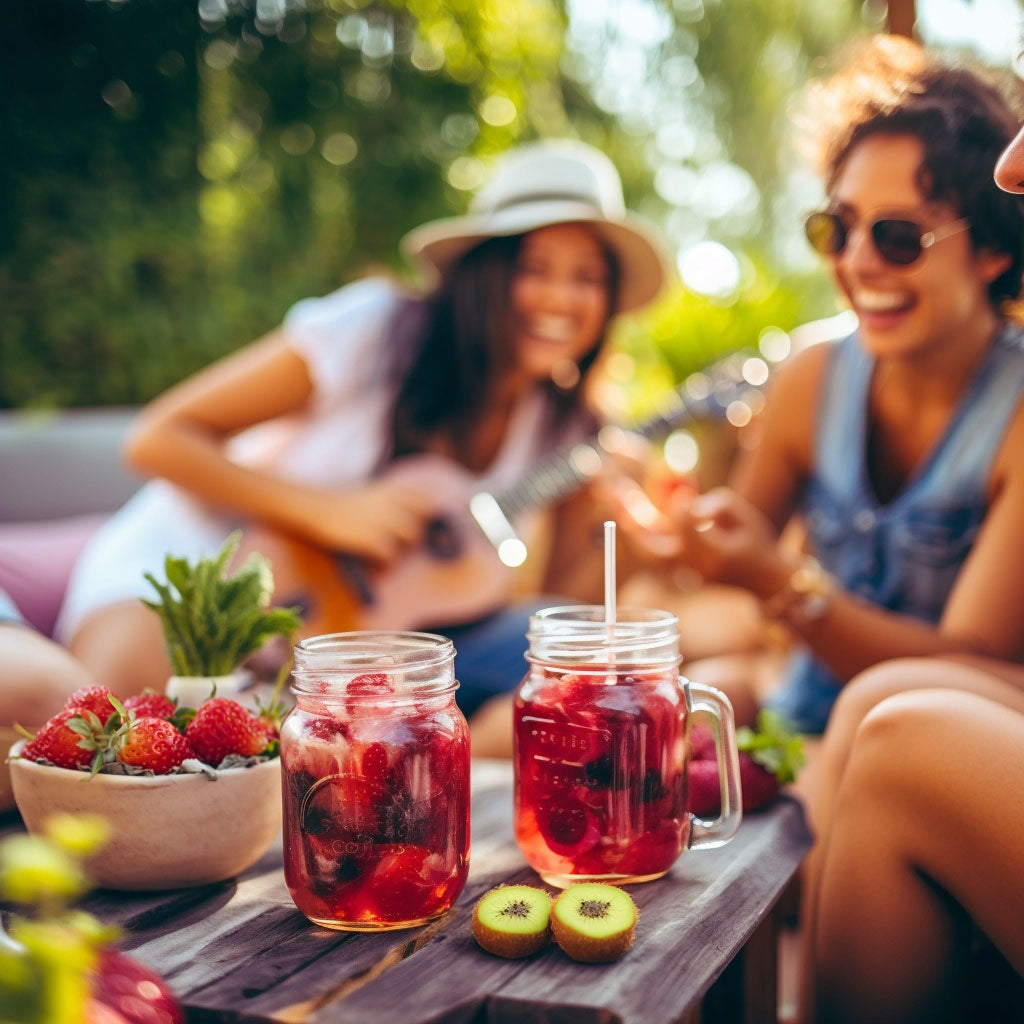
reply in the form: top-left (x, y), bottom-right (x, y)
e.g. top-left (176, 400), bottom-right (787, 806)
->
top-left (126, 328), bottom-right (438, 563)
top-left (675, 394), bottom-right (1024, 681)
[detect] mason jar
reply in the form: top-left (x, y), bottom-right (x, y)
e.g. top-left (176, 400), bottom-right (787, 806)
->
top-left (514, 606), bottom-right (741, 887)
top-left (281, 631), bottom-right (470, 930)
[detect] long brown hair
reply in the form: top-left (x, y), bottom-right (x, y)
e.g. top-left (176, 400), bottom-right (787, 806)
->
top-left (386, 230), bottom-right (618, 464)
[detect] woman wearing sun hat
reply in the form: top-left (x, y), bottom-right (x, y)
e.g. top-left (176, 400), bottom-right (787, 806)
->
top-left (54, 139), bottom-right (673, 716)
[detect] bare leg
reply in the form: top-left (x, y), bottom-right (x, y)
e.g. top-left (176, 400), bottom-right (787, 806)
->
top-left (683, 650), bottom-right (785, 728)
top-left (67, 602), bottom-right (170, 697)
top-left (798, 657), bottom-right (1024, 1022)
top-left (809, 689), bottom-right (1024, 1023)
top-left (0, 624), bottom-right (95, 727)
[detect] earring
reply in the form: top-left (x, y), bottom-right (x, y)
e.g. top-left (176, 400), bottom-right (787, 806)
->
top-left (550, 359), bottom-right (581, 389)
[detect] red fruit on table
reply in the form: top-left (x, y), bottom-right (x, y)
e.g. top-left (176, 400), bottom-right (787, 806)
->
top-left (688, 723), bottom-right (716, 761)
top-left (185, 697), bottom-right (267, 765)
top-left (91, 946), bottom-right (185, 1024)
top-left (738, 753), bottom-right (782, 812)
top-left (65, 685), bottom-right (118, 725)
top-left (22, 709), bottom-right (99, 770)
top-left (116, 717), bottom-right (195, 774)
top-left (123, 692), bottom-right (177, 721)
top-left (686, 758), bottom-right (723, 817)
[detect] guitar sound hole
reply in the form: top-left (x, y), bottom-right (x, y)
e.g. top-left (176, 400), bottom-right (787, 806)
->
top-left (425, 517), bottom-right (462, 560)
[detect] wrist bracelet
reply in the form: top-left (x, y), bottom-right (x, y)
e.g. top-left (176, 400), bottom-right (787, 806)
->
top-left (761, 555), bottom-right (834, 627)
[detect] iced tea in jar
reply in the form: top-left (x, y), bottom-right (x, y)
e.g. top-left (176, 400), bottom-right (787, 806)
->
top-left (514, 606), bottom-right (741, 887)
top-left (281, 632), bottom-right (470, 930)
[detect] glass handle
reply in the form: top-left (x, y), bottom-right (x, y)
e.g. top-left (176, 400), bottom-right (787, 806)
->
top-left (683, 678), bottom-right (742, 850)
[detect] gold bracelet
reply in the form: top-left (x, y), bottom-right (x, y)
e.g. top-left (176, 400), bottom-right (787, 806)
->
top-left (761, 555), bottom-right (834, 627)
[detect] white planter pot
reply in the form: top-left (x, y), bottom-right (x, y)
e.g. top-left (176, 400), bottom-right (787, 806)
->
top-left (165, 672), bottom-right (248, 707)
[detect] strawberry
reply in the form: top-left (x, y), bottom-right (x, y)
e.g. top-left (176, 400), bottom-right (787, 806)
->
top-left (21, 709), bottom-right (102, 771)
top-left (686, 758), bottom-right (722, 817)
top-left (688, 722), bottom-right (716, 761)
top-left (185, 697), bottom-right (267, 766)
top-left (686, 710), bottom-right (805, 815)
top-left (360, 742), bottom-right (390, 788)
top-left (64, 686), bottom-right (118, 725)
top-left (116, 717), bottom-right (194, 774)
top-left (122, 692), bottom-right (177, 720)
top-left (91, 947), bottom-right (185, 1024)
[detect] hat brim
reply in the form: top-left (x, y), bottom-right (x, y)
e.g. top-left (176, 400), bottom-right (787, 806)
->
top-left (401, 199), bottom-right (673, 314)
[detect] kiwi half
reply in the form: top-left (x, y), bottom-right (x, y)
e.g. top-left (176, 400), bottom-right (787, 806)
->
top-left (472, 885), bottom-right (552, 958)
top-left (550, 883), bottom-right (637, 963)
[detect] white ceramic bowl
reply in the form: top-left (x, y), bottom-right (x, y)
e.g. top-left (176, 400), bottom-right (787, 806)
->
top-left (8, 740), bottom-right (282, 890)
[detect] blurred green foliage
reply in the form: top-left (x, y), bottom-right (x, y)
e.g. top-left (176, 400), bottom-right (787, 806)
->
top-left (0, 0), bottom-right (861, 413)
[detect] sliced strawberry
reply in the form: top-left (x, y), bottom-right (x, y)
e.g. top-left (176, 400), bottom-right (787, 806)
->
top-left (348, 672), bottom-right (391, 695)
top-left (537, 795), bottom-right (601, 858)
top-left (365, 843), bottom-right (451, 920)
top-left (360, 742), bottom-right (390, 788)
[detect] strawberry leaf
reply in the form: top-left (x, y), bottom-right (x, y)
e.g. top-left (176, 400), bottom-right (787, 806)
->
top-left (735, 710), bottom-right (806, 784)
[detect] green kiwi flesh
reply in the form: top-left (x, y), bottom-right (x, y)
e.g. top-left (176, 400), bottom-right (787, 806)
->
top-left (550, 883), bottom-right (637, 963)
top-left (472, 885), bottom-right (552, 958)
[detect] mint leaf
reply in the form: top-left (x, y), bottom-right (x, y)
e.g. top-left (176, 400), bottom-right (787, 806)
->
top-left (737, 710), bottom-right (806, 784)
top-left (141, 531), bottom-right (302, 677)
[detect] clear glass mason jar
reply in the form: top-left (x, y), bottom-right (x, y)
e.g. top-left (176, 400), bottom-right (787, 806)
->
top-left (514, 606), bottom-right (742, 887)
top-left (281, 631), bottom-right (470, 930)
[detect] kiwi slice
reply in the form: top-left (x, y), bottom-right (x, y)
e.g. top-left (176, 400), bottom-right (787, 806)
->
top-left (472, 885), bottom-right (552, 958)
top-left (550, 883), bottom-right (637, 963)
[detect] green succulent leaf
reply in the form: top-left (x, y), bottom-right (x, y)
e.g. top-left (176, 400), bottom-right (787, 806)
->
top-left (141, 531), bottom-right (302, 677)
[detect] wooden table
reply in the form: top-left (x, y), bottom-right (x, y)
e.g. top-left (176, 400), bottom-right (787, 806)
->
top-left (71, 761), bottom-right (812, 1024)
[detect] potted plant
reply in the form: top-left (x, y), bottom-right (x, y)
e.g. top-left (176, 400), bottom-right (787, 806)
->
top-left (143, 531), bottom-right (302, 705)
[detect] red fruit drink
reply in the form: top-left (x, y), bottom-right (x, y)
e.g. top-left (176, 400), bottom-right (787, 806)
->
top-left (281, 632), bottom-right (470, 931)
top-left (514, 607), bottom-right (741, 888)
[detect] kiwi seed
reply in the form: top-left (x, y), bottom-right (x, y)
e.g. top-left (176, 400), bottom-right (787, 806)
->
top-left (472, 884), bottom-right (552, 958)
top-left (550, 882), bottom-right (637, 963)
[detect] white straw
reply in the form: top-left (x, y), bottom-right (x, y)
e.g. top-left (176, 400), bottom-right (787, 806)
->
top-left (604, 520), bottom-right (617, 627)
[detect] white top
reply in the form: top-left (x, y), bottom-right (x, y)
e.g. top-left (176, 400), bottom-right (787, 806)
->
top-left (55, 277), bottom-right (570, 641)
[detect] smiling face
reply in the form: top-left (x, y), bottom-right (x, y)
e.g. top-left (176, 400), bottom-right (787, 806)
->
top-left (511, 223), bottom-right (613, 383)
top-left (825, 133), bottom-right (1007, 361)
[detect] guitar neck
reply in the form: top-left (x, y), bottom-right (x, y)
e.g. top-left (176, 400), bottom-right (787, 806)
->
top-left (494, 354), bottom-right (766, 521)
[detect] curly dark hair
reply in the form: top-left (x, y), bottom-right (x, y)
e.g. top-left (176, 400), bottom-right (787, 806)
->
top-left (800, 34), bottom-right (1024, 307)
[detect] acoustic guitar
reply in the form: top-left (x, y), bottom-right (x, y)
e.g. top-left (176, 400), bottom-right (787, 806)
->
top-left (237, 354), bottom-right (769, 637)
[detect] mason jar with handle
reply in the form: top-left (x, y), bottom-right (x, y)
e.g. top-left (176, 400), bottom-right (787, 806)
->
top-left (513, 605), bottom-right (741, 887)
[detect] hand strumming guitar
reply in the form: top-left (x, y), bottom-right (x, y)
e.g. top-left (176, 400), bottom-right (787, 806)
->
top-left (292, 477), bottom-right (442, 566)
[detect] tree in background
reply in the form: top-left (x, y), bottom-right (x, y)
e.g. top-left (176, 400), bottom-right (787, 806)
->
top-left (0, 0), bottom-right (871, 412)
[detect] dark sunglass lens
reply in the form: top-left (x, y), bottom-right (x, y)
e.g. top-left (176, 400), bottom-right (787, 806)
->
top-left (872, 219), bottom-right (922, 265)
top-left (805, 213), bottom-right (844, 255)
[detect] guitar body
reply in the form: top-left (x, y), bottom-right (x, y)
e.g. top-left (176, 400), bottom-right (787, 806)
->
top-left (238, 455), bottom-right (516, 638)
top-left (236, 356), bottom-right (767, 640)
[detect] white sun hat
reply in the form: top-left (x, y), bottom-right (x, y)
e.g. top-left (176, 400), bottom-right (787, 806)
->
top-left (401, 139), bottom-right (673, 313)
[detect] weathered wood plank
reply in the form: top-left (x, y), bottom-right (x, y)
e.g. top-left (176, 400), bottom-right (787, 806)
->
top-left (12, 762), bottom-right (810, 1024)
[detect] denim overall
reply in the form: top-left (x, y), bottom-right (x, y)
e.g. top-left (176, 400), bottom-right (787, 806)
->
top-left (767, 323), bottom-right (1024, 733)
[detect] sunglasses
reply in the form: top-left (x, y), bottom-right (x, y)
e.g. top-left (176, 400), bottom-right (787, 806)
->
top-left (804, 210), bottom-right (971, 267)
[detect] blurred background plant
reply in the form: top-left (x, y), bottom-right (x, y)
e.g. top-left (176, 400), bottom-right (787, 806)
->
top-left (1, 0), bottom-right (1020, 416)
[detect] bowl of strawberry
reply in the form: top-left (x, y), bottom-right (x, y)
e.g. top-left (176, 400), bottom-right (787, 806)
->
top-left (8, 686), bottom-right (283, 890)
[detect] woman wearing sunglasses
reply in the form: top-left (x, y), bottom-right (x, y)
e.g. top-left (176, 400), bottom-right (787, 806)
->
top-left (793, 63), bottom-right (1024, 1023)
top-left (626, 35), bottom-right (1024, 749)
